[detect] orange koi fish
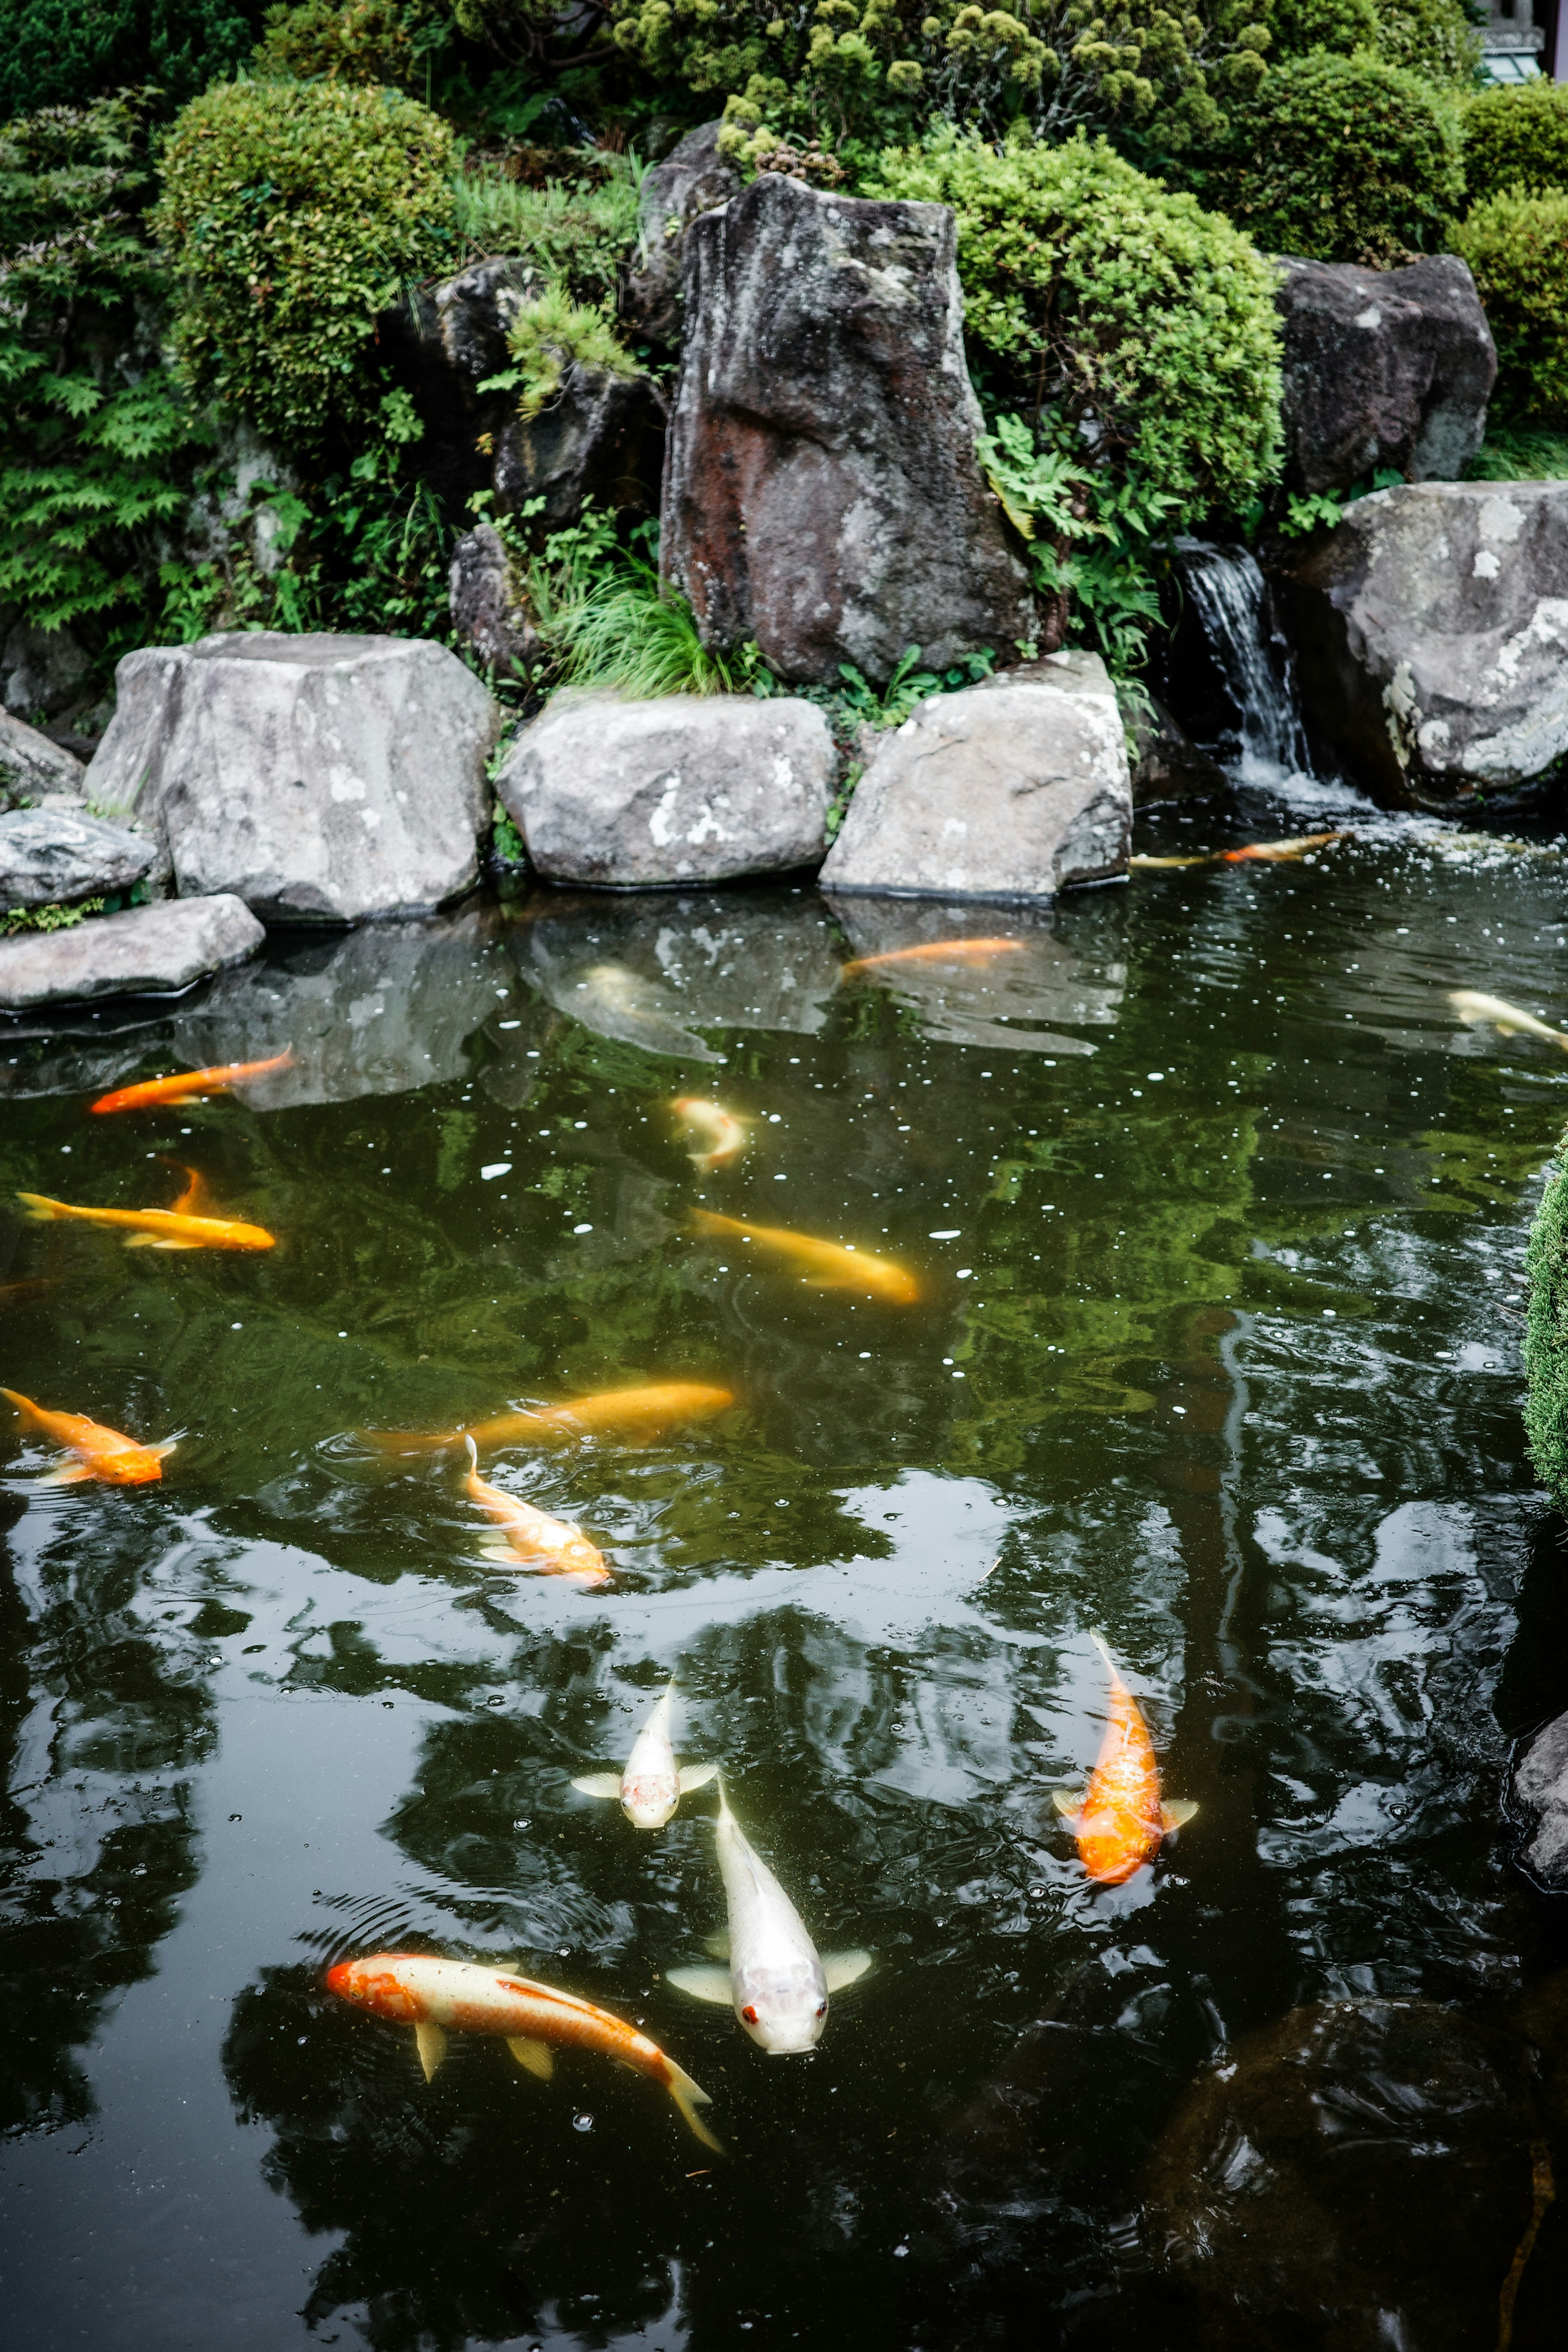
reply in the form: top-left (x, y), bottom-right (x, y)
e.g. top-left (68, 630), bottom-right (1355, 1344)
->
top-left (841, 938), bottom-right (1024, 977)
top-left (1131, 832), bottom-right (1347, 871)
top-left (90, 1051), bottom-right (294, 1115)
top-left (690, 1208), bottom-right (920, 1305)
top-left (672, 1096), bottom-right (749, 1172)
top-left (363, 1380), bottom-right (734, 1458)
top-left (325, 1951), bottom-right (721, 2149)
top-left (1052, 1637), bottom-right (1196, 1886)
top-left (463, 1437), bottom-right (609, 1584)
top-left (1, 1387), bottom-right (174, 1485)
top-left (16, 1188), bottom-right (275, 1253)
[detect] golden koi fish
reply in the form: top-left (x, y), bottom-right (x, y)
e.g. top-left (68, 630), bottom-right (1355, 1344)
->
top-left (1, 1387), bottom-right (174, 1485)
top-left (90, 1051), bottom-right (294, 1114)
top-left (16, 1187), bottom-right (276, 1253)
top-left (1130, 832), bottom-right (1346, 871)
top-left (1053, 1637), bottom-right (1196, 1885)
top-left (1449, 990), bottom-right (1568, 1052)
top-left (363, 1380), bottom-right (735, 1458)
top-left (463, 1437), bottom-right (609, 1584)
top-left (841, 938), bottom-right (1025, 977)
top-left (672, 1096), bottom-right (749, 1172)
top-left (690, 1208), bottom-right (920, 1305)
top-left (325, 1951), bottom-right (721, 2149)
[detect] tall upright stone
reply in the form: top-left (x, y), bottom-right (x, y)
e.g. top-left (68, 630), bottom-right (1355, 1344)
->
top-left (661, 172), bottom-right (1033, 687)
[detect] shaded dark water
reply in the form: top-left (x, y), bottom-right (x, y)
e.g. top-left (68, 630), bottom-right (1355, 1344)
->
top-left (4, 808), bottom-right (1568, 2349)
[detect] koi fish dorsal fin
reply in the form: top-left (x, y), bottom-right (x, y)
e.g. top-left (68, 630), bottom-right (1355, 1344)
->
top-left (1089, 1631), bottom-right (1119, 1677)
top-left (414, 2022), bottom-right (447, 2082)
top-left (506, 2036), bottom-right (555, 2080)
top-left (1162, 1800), bottom-right (1199, 1830)
top-left (465, 1435), bottom-right (479, 1473)
top-left (666, 1964), bottom-right (733, 2005)
top-left (679, 1762), bottom-right (719, 1795)
top-left (822, 1949), bottom-right (873, 1993)
top-left (1051, 1789), bottom-right (1085, 1825)
top-left (569, 1772), bottom-right (623, 1800)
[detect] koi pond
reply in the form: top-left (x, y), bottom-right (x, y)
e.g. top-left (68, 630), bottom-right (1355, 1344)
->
top-left (4, 791), bottom-right (1568, 2351)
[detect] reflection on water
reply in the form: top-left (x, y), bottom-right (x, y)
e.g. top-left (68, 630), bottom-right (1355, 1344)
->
top-left (2, 834), bottom-right (1568, 2348)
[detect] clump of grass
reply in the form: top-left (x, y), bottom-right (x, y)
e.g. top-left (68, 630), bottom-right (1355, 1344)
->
top-left (548, 559), bottom-right (760, 697)
top-left (1526, 1148), bottom-right (1568, 1495)
top-left (451, 151), bottom-right (643, 304)
top-left (1468, 422), bottom-right (1568, 480)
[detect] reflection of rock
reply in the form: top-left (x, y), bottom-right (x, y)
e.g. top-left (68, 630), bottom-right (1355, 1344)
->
top-left (1144, 1999), bottom-right (1544, 2350)
top-left (833, 899), bottom-right (1122, 1054)
top-left (1510, 1705), bottom-right (1568, 1891)
top-left (514, 889), bottom-right (842, 1051)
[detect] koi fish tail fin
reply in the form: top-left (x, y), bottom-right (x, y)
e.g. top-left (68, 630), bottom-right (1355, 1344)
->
top-left (688, 1208), bottom-right (726, 1237)
top-left (15, 1194), bottom-right (62, 1222)
top-left (1161, 1800), bottom-right (1198, 1831)
top-left (664, 2058), bottom-right (723, 2153)
top-left (0, 1387), bottom-right (38, 1422)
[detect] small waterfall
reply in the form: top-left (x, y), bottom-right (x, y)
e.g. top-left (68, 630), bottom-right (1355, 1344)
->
top-left (1174, 539), bottom-right (1315, 788)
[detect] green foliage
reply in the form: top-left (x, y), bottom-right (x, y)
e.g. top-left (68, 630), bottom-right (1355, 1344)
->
top-left (607, 0), bottom-right (1270, 165)
top-left (548, 556), bottom-right (762, 695)
top-left (451, 149), bottom-right (643, 296)
top-left (0, 0), bottom-right (262, 123)
top-left (1, 894), bottom-right (106, 935)
top-left (1373, 0), bottom-right (1479, 88)
top-left (1276, 464), bottom-right (1401, 537)
top-left (1525, 1157), bottom-right (1568, 1498)
top-left (1463, 80), bottom-right (1568, 212)
top-left (1452, 190), bottom-right (1568, 422)
top-left (1466, 420), bottom-right (1568, 479)
top-left (873, 133), bottom-right (1281, 522)
top-left (481, 284), bottom-right (639, 420)
top-left (835, 642), bottom-right (995, 728)
top-left (1267, 0), bottom-right (1376, 59)
top-left (252, 0), bottom-right (422, 85)
top-left (1198, 51), bottom-right (1463, 264)
top-left (0, 90), bottom-right (205, 673)
top-left (152, 78), bottom-right (456, 453)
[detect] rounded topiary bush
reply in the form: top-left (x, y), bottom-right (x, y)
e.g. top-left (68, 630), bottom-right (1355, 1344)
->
top-left (1463, 80), bottom-right (1568, 209)
top-left (1452, 190), bottom-right (1568, 419)
top-left (871, 133), bottom-right (1281, 522)
top-left (1201, 51), bottom-right (1463, 264)
top-left (153, 78), bottom-right (455, 450)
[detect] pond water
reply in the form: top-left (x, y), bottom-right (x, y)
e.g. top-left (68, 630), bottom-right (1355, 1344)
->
top-left (4, 790), bottom-right (1568, 2350)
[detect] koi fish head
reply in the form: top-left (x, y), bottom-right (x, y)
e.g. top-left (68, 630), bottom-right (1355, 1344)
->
top-left (94, 1443), bottom-right (169, 1486)
top-left (325, 1955), bottom-right (423, 2022)
top-left (620, 1771), bottom-right (679, 1830)
top-left (733, 1960), bottom-right (829, 2055)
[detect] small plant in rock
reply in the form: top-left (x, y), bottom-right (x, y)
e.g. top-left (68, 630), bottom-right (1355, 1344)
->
top-left (1463, 81), bottom-right (1568, 212)
top-left (484, 285), bottom-right (640, 420)
top-left (1526, 1152), bottom-right (1568, 1498)
top-left (153, 78), bottom-right (457, 454)
top-left (1452, 191), bottom-right (1568, 422)
top-left (1, 894), bottom-right (106, 936)
top-left (549, 558), bottom-right (762, 696)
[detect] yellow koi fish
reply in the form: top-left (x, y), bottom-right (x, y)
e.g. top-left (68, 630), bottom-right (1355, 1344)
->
top-left (1130, 832), bottom-right (1347, 871)
top-left (841, 938), bottom-right (1025, 978)
top-left (363, 1380), bottom-right (734, 1459)
top-left (690, 1208), bottom-right (920, 1304)
top-left (16, 1188), bottom-right (275, 1252)
top-left (1449, 990), bottom-right (1568, 1052)
top-left (2, 1388), bottom-right (175, 1485)
top-left (1053, 1637), bottom-right (1196, 1885)
top-left (463, 1437), bottom-right (609, 1584)
top-left (672, 1097), bottom-right (749, 1172)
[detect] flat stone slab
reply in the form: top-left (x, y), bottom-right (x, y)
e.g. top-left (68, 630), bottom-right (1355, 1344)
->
top-left (0, 894), bottom-right (263, 1011)
top-left (0, 805), bottom-right (158, 911)
top-left (820, 651), bottom-right (1131, 900)
top-left (0, 708), bottom-right (86, 807)
top-left (83, 631), bottom-right (501, 923)
top-left (497, 693), bottom-right (834, 886)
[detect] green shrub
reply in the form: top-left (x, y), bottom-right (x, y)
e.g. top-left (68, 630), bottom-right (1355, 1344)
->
top-left (252, 0), bottom-right (419, 85)
top-left (872, 132), bottom-right (1281, 521)
top-left (1200, 50), bottom-right (1463, 263)
top-left (451, 150), bottom-right (642, 300)
top-left (1268, 0), bottom-right (1377, 58)
top-left (152, 78), bottom-right (456, 452)
top-left (1374, 0), bottom-right (1479, 87)
top-left (1526, 1155), bottom-right (1568, 1497)
top-left (1463, 80), bottom-right (1568, 209)
top-left (484, 285), bottom-right (639, 420)
top-left (0, 0), bottom-right (261, 123)
top-left (1452, 190), bottom-right (1568, 421)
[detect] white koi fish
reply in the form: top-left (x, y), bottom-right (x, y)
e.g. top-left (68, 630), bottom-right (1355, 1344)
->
top-left (570, 1680), bottom-right (717, 1829)
top-left (1449, 990), bottom-right (1568, 1052)
top-left (667, 1782), bottom-right (871, 2053)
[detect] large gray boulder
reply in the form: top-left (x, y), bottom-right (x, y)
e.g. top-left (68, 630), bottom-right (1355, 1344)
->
top-left (84, 633), bottom-right (501, 924)
top-left (0, 708), bottom-right (86, 809)
top-left (1271, 480), bottom-right (1568, 807)
top-left (1510, 1705), bottom-right (1568, 1890)
top-left (0, 806), bottom-right (157, 911)
top-left (819, 652), bottom-right (1131, 901)
top-left (1277, 254), bottom-right (1496, 493)
top-left (0, 894), bottom-right (262, 1011)
top-left (662, 172), bottom-right (1033, 686)
top-left (621, 120), bottom-right (741, 348)
top-left (497, 692), bottom-right (834, 886)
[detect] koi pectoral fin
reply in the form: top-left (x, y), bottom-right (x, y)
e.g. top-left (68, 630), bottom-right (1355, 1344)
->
top-left (1051, 1790), bottom-right (1085, 1825)
top-left (1161, 1800), bottom-right (1199, 1831)
top-left (414, 2022), bottom-right (448, 2082)
top-left (569, 1773), bottom-right (624, 1800)
top-left (478, 1542), bottom-right (522, 1564)
top-left (41, 1464), bottom-right (94, 1484)
top-left (506, 2036), bottom-right (555, 2080)
top-left (666, 1965), bottom-right (734, 2005)
top-left (822, 1949), bottom-right (873, 1993)
top-left (678, 1762), bottom-right (719, 1795)
top-left (702, 1929), bottom-right (731, 1960)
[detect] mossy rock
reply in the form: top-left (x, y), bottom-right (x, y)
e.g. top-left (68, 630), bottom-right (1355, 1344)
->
top-left (1525, 1154), bottom-right (1568, 1493)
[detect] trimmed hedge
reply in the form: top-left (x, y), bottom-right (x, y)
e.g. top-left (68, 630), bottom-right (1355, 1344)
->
top-left (153, 78), bottom-right (456, 451)
top-left (1452, 191), bottom-right (1568, 421)
top-left (0, 0), bottom-right (261, 122)
top-left (1464, 80), bottom-right (1568, 210)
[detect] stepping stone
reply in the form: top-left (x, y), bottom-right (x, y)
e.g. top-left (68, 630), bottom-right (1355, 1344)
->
top-left (0, 895), bottom-right (264, 1011)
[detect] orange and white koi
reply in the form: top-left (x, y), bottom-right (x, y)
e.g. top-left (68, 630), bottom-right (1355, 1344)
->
top-left (1449, 990), bottom-right (1568, 1052)
top-left (841, 938), bottom-right (1025, 978)
top-left (90, 1051), bottom-right (294, 1114)
top-left (690, 1208), bottom-right (920, 1305)
top-left (364, 1380), bottom-right (735, 1458)
top-left (463, 1436), bottom-right (609, 1584)
top-left (1052, 1636), bottom-right (1196, 1886)
top-left (1131, 832), bottom-right (1347, 871)
top-left (324, 1951), bottom-right (721, 2149)
top-left (572, 1680), bottom-right (716, 1826)
top-left (1, 1386), bottom-right (174, 1485)
top-left (672, 1097), bottom-right (749, 1172)
top-left (16, 1189), bottom-right (275, 1252)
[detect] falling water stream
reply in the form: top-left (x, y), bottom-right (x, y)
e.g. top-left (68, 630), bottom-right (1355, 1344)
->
top-left (2, 824), bottom-right (1568, 2350)
top-left (1172, 540), bottom-right (1317, 791)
